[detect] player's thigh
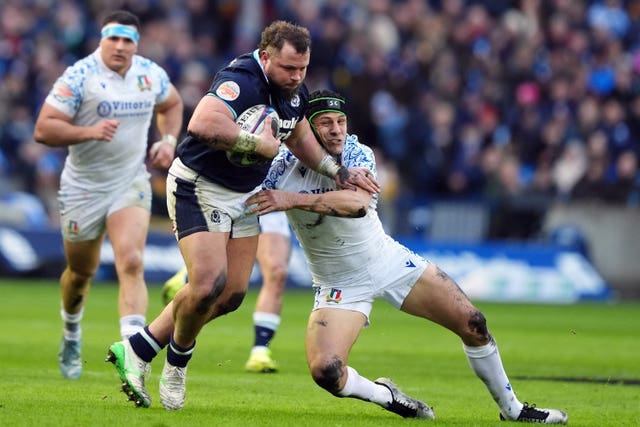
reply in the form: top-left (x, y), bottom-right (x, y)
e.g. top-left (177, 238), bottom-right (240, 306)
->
top-left (401, 262), bottom-right (477, 333)
top-left (306, 308), bottom-right (366, 366)
top-left (225, 235), bottom-right (259, 295)
top-left (178, 231), bottom-right (229, 291)
top-left (105, 171), bottom-right (151, 258)
top-left (106, 206), bottom-right (150, 257)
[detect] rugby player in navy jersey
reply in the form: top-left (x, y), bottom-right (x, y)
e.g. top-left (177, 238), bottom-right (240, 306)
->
top-left (106, 20), bottom-right (379, 410)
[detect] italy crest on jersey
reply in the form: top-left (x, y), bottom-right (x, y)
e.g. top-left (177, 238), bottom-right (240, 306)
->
top-left (326, 288), bottom-right (342, 303)
top-left (137, 75), bottom-right (152, 91)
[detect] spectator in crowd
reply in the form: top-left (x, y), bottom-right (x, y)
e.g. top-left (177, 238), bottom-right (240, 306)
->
top-left (609, 148), bottom-right (640, 204)
top-left (3, 0), bottom-right (640, 238)
top-left (571, 130), bottom-right (613, 201)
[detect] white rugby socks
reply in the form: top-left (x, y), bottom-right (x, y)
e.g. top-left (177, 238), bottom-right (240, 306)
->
top-left (120, 314), bottom-right (145, 340)
top-left (337, 366), bottom-right (392, 405)
top-left (463, 339), bottom-right (523, 419)
top-left (61, 306), bottom-right (83, 341)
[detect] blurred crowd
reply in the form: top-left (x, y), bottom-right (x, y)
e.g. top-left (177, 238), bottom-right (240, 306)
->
top-left (1, 0), bottom-right (640, 235)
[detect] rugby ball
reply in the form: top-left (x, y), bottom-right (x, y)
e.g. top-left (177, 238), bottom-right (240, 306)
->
top-left (227, 104), bottom-right (280, 167)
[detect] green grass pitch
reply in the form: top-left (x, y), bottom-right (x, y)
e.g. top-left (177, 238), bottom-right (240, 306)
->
top-left (0, 278), bottom-right (638, 426)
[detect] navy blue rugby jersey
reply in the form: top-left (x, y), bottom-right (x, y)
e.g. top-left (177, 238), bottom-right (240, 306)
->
top-left (177, 50), bottom-right (309, 192)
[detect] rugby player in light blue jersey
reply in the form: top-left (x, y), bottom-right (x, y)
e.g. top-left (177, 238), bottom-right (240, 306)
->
top-left (34, 10), bottom-right (183, 380)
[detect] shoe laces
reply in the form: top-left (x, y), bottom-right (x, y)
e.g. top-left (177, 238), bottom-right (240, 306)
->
top-left (162, 365), bottom-right (186, 390)
top-left (377, 379), bottom-right (419, 417)
top-left (518, 402), bottom-right (549, 422)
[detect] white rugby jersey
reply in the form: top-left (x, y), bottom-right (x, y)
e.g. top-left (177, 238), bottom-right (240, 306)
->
top-left (263, 134), bottom-right (388, 287)
top-left (45, 48), bottom-right (171, 192)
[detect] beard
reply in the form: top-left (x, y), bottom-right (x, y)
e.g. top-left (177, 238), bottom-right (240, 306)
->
top-left (271, 82), bottom-right (300, 100)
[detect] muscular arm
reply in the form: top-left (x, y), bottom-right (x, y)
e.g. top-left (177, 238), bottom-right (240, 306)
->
top-left (34, 103), bottom-right (120, 147)
top-left (187, 94), bottom-right (239, 149)
top-left (148, 84), bottom-right (184, 169)
top-left (186, 94), bottom-right (279, 158)
top-left (246, 186), bottom-right (372, 218)
top-left (154, 84), bottom-right (183, 143)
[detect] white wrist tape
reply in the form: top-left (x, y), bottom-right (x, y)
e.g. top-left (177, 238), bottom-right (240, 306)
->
top-left (162, 134), bottom-right (177, 147)
top-left (232, 129), bottom-right (261, 153)
top-left (316, 155), bottom-right (341, 178)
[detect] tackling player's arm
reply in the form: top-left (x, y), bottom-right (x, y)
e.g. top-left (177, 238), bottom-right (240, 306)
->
top-left (34, 102), bottom-right (120, 147)
top-left (285, 118), bottom-right (380, 194)
top-left (187, 94), bottom-right (279, 159)
top-left (246, 186), bottom-right (372, 218)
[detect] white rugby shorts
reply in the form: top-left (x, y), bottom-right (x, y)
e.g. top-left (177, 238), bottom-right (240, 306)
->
top-left (59, 166), bottom-right (151, 241)
top-left (259, 211), bottom-right (291, 237)
top-left (312, 239), bottom-right (429, 325)
top-left (166, 158), bottom-right (260, 240)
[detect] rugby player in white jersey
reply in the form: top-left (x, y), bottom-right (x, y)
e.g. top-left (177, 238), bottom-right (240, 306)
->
top-left (105, 21), bottom-right (378, 410)
top-left (243, 89), bottom-right (569, 424)
top-left (33, 10), bottom-right (183, 380)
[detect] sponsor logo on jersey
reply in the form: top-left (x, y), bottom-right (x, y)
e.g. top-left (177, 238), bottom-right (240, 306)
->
top-left (276, 117), bottom-right (299, 142)
top-left (297, 166), bottom-right (307, 177)
top-left (96, 100), bottom-right (154, 118)
top-left (405, 260), bottom-right (416, 268)
top-left (53, 83), bottom-right (74, 102)
top-left (97, 101), bottom-right (112, 117)
top-left (216, 81), bottom-right (240, 101)
top-left (326, 288), bottom-right (342, 303)
top-left (137, 75), bottom-right (152, 91)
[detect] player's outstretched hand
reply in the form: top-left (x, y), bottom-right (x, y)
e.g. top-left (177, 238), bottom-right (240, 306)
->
top-left (335, 167), bottom-right (380, 194)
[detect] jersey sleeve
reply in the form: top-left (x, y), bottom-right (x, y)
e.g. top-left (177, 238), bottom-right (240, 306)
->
top-left (151, 62), bottom-right (172, 104)
top-left (45, 65), bottom-right (85, 118)
top-left (209, 70), bottom-right (261, 119)
top-left (342, 134), bottom-right (378, 178)
top-left (263, 150), bottom-right (296, 190)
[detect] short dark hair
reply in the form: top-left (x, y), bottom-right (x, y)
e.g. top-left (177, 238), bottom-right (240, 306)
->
top-left (102, 10), bottom-right (140, 30)
top-left (258, 21), bottom-right (311, 54)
